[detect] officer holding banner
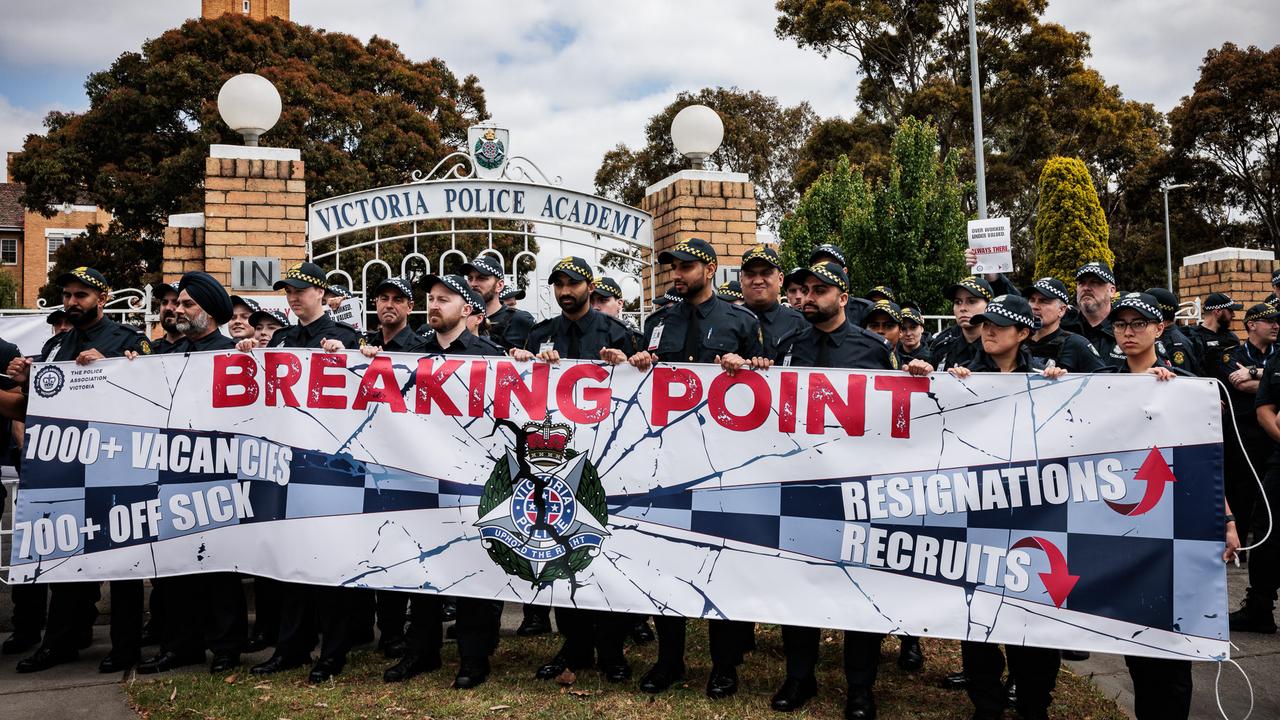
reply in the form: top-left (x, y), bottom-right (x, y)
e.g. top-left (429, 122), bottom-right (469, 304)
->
top-left (511, 256), bottom-right (638, 684)
top-left (613, 236), bottom-right (767, 699)
top-left (739, 245), bottom-right (807, 362)
top-left (7, 267), bottom-right (152, 674)
top-left (151, 282), bottom-right (183, 354)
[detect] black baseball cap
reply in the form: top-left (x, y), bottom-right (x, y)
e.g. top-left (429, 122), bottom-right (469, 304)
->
top-left (945, 276), bottom-right (994, 302)
top-left (249, 307), bottom-right (289, 327)
top-left (808, 244), bottom-right (847, 267)
top-left (1023, 277), bottom-right (1071, 304)
top-left (500, 286), bottom-right (526, 301)
top-left (741, 245), bottom-right (782, 270)
top-left (592, 277), bottom-right (623, 299)
top-left (866, 285), bottom-right (897, 303)
top-left (325, 284), bottom-right (351, 298)
top-left (156, 281), bottom-right (180, 300)
top-left (548, 256), bottom-right (593, 283)
top-left (1109, 292), bottom-right (1163, 322)
top-left (862, 299), bottom-right (902, 325)
top-left (971, 294), bottom-right (1038, 329)
top-left (654, 286), bottom-right (682, 307)
top-left (57, 266), bottom-right (110, 293)
top-left (1075, 261), bottom-right (1116, 285)
top-left (1271, 269), bottom-right (1280, 286)
top-left (373, 277), bottom-right (414, 299)
top-left (46, 308), bottom-right (67, 325)
top-left (785, 262), bottom-right (850, 293)
top-left (460, 255), bottom-right (503, 278)
top-left (1203, 292), bottom-right (1243, 311)
top-left (1145, 288), bottom-right (1181, 323)
top-left (1245, 303), bottom-right (1280, 323)
top-left (273, 261), bottom-right (330, 291)
top-left (425, 273), bottom-right (486, 316)
top-left (901, 306), bottom-right (924, 326)
top-left (716, 280), bottom-right (743, 302)
top-left (658, 237), bottom-right (717, 265)
top-left (230, 295), bottom-right (261, 313)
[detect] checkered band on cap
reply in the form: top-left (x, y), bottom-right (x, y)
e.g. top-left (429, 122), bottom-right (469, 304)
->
top-left (1114, 293), bottom-right (1161, 319)
top-left (1029, 278), bottom-right (1070, 304)
top-left (901, 306), bottom-right (924, 324)
top-left (717, 282), bottom-right (743, 300)
top-left (1075, 262), bottom-right (1116, 285)
top-left (869, 299), bottom-right (901, 322)
top-left (955, 277), bottom-right (992, 300)
top-left (260, 308), bottom-right (288, 325)
top-left (465, 256), bottom-right (503, 276)
top-left (1204, 296), bottom-right (1237, 311)
top-left (64, 267), bottom-right (111, 293)
top-left (592, 276), bottom-right (623, 297)
top-left (809, 263), bottom-right (849, 292)
top-left (1246, 304), bottom-right (1280, 322)
top-left (1272, 269), bottom-right (1280, 284)
top-left (283, 264), bottom-right (329, 288)
top-left (428, 274), bottom-right (473, 301)
top-left (672, 242), bottom-right (715, 264)
top-left (377, 277), bottom-right (414, 297)
top-left (742, 245), bottom-right (781, 267)
top-left (981, 297), bottom-right (1037, 327)
top-left (551, 256), bottom-right (592, 278)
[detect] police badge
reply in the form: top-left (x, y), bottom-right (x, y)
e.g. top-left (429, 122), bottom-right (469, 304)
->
top-left (475, 417), bottom-right (609, 585)
top-left (467, 124), bottom-right (510, 179)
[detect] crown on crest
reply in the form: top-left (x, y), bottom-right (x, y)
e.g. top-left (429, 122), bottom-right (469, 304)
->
top-left (524, 416), bottom-right (573, 462)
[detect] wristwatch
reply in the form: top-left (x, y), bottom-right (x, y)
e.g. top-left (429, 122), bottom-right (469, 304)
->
top-left (1250, 367), bottom-right (1260, 379)
top-left (1226, 514), bottom-right (1236, 524)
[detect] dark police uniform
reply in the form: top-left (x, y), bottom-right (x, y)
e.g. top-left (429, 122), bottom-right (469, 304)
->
top-left (1068, 316), bottom-right (1126, 366)
top-left (1189, 323), bottom-right (1239, 376)
top-left (363, 325), bottom-right (428, 353)
top-left (488, 304), bottom-right (536, 350)
top-left (1237, 351), bottom-right (1280, 636)
top-left (923, 324), bottom-right (982, 370)
top-left (641, 291), bottom-right (764, 689)
top-left (22, 312), bottom-right (151, 671)
top-left (150, 335), bottom-right (182, 355)
top-left (1025, 327), bottom-right (1105, 372)
top-left (267, 313), bottom-right (361, 349)
top-left (1156, 324), bottom-right (1200, 375)
top-left (749, 301), bottom-right (807, 362)
top-left (522, 307), bottom-right (639, 681)
top-left (1094, 355), bottom-right (1197, 720)
top-left (0, 336), bottom-right (46, 656)
top-left (1218, 337), bottom-right (1275, 547)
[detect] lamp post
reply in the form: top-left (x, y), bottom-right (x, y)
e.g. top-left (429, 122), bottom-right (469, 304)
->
top-left (1162, 183), bottom-right (1190, 290)
top-left (670, 105), bottom-right (724, 170)
top-left (217, 73), bottom-right (282, 146)
top-left (968, 0), bottom-right (987, 219)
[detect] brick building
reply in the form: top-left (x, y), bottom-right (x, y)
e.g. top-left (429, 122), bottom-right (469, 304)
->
top-left (201, 0), bottom-right (289, 21)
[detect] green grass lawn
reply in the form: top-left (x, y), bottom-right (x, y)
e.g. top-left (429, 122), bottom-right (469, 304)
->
top-left (127, 624), bottom-right (1126, 719)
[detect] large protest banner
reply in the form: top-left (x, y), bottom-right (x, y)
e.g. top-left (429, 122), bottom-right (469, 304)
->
top-left (5, 349), bottom-right (1228, 661)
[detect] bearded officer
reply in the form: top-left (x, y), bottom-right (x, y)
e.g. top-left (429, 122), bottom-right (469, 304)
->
top-left (8, 267), bottom-right (152, 674)
top-left (1189, 292), bottom-right (1241, 375)
top-left (509, 256), bottom-right (638, 684)
top-left (151, 282), bottom-right (183, 353)
top-left (462, 255), bottom-right (534, 350)
top-left (1022, 277), bottom-right (1105, 372)
top-left (608, 236), bottom-right (767, 699)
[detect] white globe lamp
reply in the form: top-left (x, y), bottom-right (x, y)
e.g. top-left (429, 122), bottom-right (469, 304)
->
top-left (670, 104), bottom-right (723, 169)
top-left (217, 73), bottom-right (282, 146)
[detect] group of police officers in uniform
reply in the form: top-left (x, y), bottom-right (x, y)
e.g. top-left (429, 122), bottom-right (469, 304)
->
top-left (0, 236), bottom-right (1263, 719)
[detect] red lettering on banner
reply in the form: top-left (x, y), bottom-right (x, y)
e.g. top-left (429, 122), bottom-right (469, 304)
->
top-left (874, 375), bottom-right (930, 438)
top-left (778, 371), bottom-right (798, 433)
top-left (652, 367), bottom-right (703, 426)
top-left (352, 355), bottom-right (406, 413)
top-left (494, 361), bottom-right (548, 420)
top-left (707, 370), bottom-right (770, 431)
top-left (806, 372), bottom-right (866, 436)
top-left (264, 352), bottom-right (302, 407)
top-left (468, 360), bottom-right (487, 417)
top-left (307, 353), bottom-right (347, 409)
top-left (414, 358), bottom-right (463, 415)
top-left (557, 363), bottom-right (610, 424)
top-left (212, 354), bottom-right (259, 408)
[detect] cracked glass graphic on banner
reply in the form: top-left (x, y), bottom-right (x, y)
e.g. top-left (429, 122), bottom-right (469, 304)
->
top-left (5, 349), bottom-right (1229, 661)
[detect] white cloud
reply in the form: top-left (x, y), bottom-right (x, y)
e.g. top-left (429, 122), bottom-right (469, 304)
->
top-left (0, 95), bottom-right (46, 182)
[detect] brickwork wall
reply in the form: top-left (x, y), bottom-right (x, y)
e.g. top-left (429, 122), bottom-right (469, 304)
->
top-left (21, 206), bottom-right (112, 307)
top-left (640, 177), bottom-right (756, 306)
top-left (162, 226), bottom-right (207, 276)
top-left (1180, 257), bottom-right (1277, 335)
top-left (202, 0), bottom-right (289, 21)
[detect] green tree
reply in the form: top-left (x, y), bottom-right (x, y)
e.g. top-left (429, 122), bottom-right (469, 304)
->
top-left (780, 117), bottom-right (967, 313)
top-left (1033, 157), bottom-right (1112, 293)
top-left (10, 14), bottom-right (492, 296)
top-left (0, 269), bottom-right (20, 308)
top-left (776, 0), bottom-right (1164, 283)
top-left (594, 87), bottom-right (818, 229)
top-left (1169, 43), bottom-right (1280, 251)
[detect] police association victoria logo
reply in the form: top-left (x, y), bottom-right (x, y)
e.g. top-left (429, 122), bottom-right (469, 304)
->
top-left (474, 417), bottom-right (609, 584)
top-left (473, 128), bottom-right (506, 171)
top-left (32, 365), bottom-right (64, 398)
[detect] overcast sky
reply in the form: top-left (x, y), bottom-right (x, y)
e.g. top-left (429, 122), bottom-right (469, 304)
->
top-left (0, 0), bottom-right (1275, 191)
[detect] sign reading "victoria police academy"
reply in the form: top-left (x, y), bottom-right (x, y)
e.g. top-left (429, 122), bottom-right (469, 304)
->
top-left (308, 180), bottom-right (652, 244)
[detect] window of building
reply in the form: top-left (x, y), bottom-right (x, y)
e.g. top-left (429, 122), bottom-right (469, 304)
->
top-left (1, 238), bottom-right (15, 265)
top-left (46, 233), bottom-right (79, 270)
top-left (243, 0), bottom-right (251, 13)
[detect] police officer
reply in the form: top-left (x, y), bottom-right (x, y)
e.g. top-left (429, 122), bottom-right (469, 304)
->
top-left (1216, 303), bottom-right (1279, 548)
top-left (643, 286), bottom-right (682, 338)
top-left (228, 295), bottom-right (260, 343)
top-left (590, 276), bottom-right (626, 318)
top-left (462, 255), bottom-right (534, 350)
top-left (808, 244), bottom-right (871, 323)
top-left (500, 286), bottom-right (525, 309)
top-left (1064, 261), bottom-right (1123, 364)
top-left (1146, 288), bottom-right (1200, 374)
top-left (0, 332), bottom-right (40, 657)
top-left (8, 267), bottom-right (152, 674)
top-left (740, 245), bottom-right (807, 362)
top-left (151, 282), bottom-right (183, 354)
top-left (769, 261), bottom-right (909, 718)
top-left (365, 273), bottom-right (506, 686)
top-left (1189, 292), bottom-right (1242, 375)
top-left (946, 295), bottom-right (1069, 720)
top-left (866, 285), bottom-right (896, 304)
top-left (914, 276), bottom-right (993, 371)
top-left (898, 305), bottom-right (929, 361)
top-left (1097, 292), bottom-right (1241, 720)
top-left (137, 272), bottom-right (246, 675)
top-left (46, 307), bottom-right (73, 335)
top-left (1265, 270), bottom-right (1280, 308)
top-left (510, 256), bottom-right (638, 683)
top-left (717, 279), bottom-right (745, 304)
top-left (243, 262), bottom-right (362, 683)
top-left (862, 299), bottom-right (903, 350)
top-left (1022, 278), bottom-right (1105, 372)
top-left (612, 237), bottom-right (767, 699)
top-left (249, 307), bottom-right (289, 348)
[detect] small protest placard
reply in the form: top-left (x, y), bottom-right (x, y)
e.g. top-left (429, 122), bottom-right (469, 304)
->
top-left (967, 217), bottom-right (1013, 274)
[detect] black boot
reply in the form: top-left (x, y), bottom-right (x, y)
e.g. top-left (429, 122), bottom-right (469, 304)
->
top-left (897, 636), bottom-right (923, 671)
top-left (1229, 594), bottom-right (1277, 634)
top-left (770, 675), bottom-right (817, 712)
top-left (383, 652), bottom-right (441, 682)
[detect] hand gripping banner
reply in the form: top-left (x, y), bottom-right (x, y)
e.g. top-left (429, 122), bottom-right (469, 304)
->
top-left (6, 349), bottom-right (1229, 661)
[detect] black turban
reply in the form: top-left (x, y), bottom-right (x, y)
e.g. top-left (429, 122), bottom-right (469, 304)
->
top-left (178, 271), bottom-right (234, 325)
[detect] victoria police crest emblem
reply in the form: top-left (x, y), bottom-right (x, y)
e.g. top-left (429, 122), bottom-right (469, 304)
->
top-left (466, 123), bottom-right (510, 180)
top-left (475, 417), bottom-right (609, 584)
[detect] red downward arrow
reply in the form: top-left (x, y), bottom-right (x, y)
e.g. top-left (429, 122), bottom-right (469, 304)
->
top-left (1011, 535), bottom-right (1080, 608)
top-left (1105, 447), bottom-right (1177, 516)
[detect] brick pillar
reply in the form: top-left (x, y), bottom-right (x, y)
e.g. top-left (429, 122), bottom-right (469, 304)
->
top-left (1178, 247), bottom-right (1277, 335)
top-left (162, 145), bottom-right (306, 286)
top-left (639, 170), bottom-right (756, 307)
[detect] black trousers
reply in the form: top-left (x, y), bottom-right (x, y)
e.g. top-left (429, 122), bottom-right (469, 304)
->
top-left (401, 595), bottom-right (500, 661)
top-left (523, 603), bottom-right (550, 622)
top-left (1224, 422), bottom-right (1267, 545)
top-left (554, 606), bottom-right (628, 667)
top-left (961, 641), bottom-right (1060, 717)
top-left (1245, 465), bottom-right (1280, 604)
top-left (107, 580), bottom-right (143, 658)
top-left (276, 582), bottom-right (359, 663)
top-left (375, 590), bottom-right (408, 643)
top-left (654, 617), bottom-right (752, 668)
top-left (1124, 655), bottom-right (1192, 720)
top-left (157, 573), bottom-right (247, 657)
top-left (780, 625), bottom-right (883, 688)
top-left (8, 583), bottom-right (47, 642)
top-left (403, 594), bottom-right (443, 659)
top-left (40, 582), bottom-right (99, 653)
top-left (251, 576), bottom-right (280, 639)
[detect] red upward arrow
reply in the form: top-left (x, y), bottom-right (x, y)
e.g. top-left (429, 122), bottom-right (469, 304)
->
top-left (1011, 535), bottom-right (1079, 608)
top-left (1105, 447), bottom-right (1177, 516)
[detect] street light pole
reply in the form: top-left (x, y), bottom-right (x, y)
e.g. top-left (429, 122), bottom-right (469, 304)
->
top-left (969, 0), bottom-right (987, 219)
top-left (1162, 183), bottom-right (1190, 290)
